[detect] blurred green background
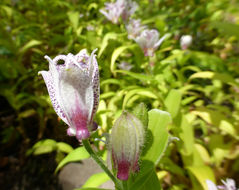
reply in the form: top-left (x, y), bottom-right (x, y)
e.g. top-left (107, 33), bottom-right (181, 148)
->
top-left (0, 0), bottom-right (239, 189)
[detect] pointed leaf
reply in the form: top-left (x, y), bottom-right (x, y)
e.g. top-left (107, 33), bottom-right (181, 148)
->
top-left (111, 45), bottom-right (134, 75)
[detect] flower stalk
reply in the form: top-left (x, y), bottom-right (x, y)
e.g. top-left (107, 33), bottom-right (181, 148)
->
top-left (82, 139), bottom-right (123, 190)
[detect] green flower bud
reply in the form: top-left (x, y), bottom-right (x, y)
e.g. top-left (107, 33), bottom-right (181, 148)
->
top-left (110, 111), bottom-right (145, 181)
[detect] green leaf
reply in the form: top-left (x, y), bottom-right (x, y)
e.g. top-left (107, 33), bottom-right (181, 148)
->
top-left (98, 33), bottom-right (118, 57)
top-left (187, 166), bottom-right (215, 190)
top-left (115, 70), bottom-right (155, 82)
top-left (123, 88), bottom-right (158, 109)
top-left (19, 40), bottom-right (42, 54)
top-left (27, 139), bottom-right (57, 156)
top-left (143, 109), bottom-right (171, 165)
top-left (67, 11), bottom-right (79, 31)
top-left (189, 71), bottom-right (239, 87)
top-left (56, 142), bottom-right (74, 154)
top-left (110, 45), bottom-right (134, 75)
top-left (0, 5), bottom-right (13, 17)
top-left (55, 147), bottom-right (90, 173)
top-left (100, 79), bottom-right (122, 87)
top-left (194, 144), bottom-right (211, 164)
top-left (165, 89), bottom-right (182, 118)
top-left (191, 107), bottom-right (236, 136)
top-left (82, 172), bottom-right (110, 188)
top-left (177, 114), bottom-right (194, 155)
top-left (129, 161), bottom-right (162, 190)
top-left (211, 22), bottom-right (239, 39)
top-left (208, 135), bottom-right (231, 166)
top-left (19, 109), bottom-right (36, 118)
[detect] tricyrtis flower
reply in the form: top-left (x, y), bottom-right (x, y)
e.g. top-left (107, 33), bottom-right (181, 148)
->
top-left (135, 29), bottom-right (167, 57)
top-left (126, 19), bottom-right (147, 40)
top-left (39, 49), bottom-right (99, 141)
top-left (121, 0), bottom-right (138, 21)
top-left (180, 35), bottom-right (192, 50)
top-left (100, 0), bottom-right (125, 24)
top-left (100, 0), bottom-right (138, 24)
top-left (118, 61), bottom-right (133, 71)
top-left (110, 111), bottom-right (145, 181)
top-left (206, 179), bottom-right (238, 190)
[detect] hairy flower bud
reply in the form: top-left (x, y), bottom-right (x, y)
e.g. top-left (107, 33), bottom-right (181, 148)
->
top-left (110, 111), bottom-right (145, 181)
top-left (39, 49), bottom-right (99, 141)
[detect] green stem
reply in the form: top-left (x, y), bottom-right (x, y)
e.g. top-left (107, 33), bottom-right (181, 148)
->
top-left (123, 180), bottom-right (128, 190)
top-left (82, 139), bottom-right (123, 190)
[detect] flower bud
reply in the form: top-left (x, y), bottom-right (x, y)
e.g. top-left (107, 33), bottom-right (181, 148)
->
top-left (110, 111), bottom-right (145, 181)
top-left (180, 35), bottom-right (193, 50)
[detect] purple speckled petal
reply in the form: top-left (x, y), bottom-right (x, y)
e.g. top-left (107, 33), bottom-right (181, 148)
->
top-left (38, 70), bottom-right (69, 126)
top-left (88, 49), bottom-right (100, 122)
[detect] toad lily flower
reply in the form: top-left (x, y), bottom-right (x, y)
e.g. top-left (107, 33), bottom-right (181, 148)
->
top-left (110, 111), bottom-right (145, 181)
top-left (126, 19), bottom-right (147, 40)
top-left (39, 49), bottom-right (99, 141)
top-left (121, 0), bottom-right (138, 21)
top-left (135, 29), bottom-right (167, 57)
top-left (100, 0), bottom-right (138, 24)
top-left (206, 179), bottom-right (238, 190)
top-left (100, 0), bottom-right (125, 24)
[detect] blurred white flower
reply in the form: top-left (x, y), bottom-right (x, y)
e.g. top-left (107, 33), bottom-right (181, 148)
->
top-left (118, 61), bottom-right (133, 70)
top-left (135, 29), bottom-right (167, 57)
top-left (86, 25), bottom-right (95, 31)
top-left (206, 180), bottom-right (219, 190)
top-left (121, 0), bottom-right (138, 21)
top-left (219, 179), bottom-right (238, 190)
top-left (126, 19), bottom-right (147, 40)
top-left (100, 0), bottom-right (138, 24)
top-left (180, 35), bottom-right (193, 50)
top-left (100, 1), bottom-right (124, 24)
top-left (206, 179), bottom-right (238, 190)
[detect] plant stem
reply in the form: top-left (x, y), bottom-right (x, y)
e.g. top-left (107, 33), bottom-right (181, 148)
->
top-left (123, 181), bottom-right (128, 190)
top-left (82, 139), bottom-right (123, 190)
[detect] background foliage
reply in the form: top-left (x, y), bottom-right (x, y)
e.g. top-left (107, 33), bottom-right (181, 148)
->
top-left (0, 0), bottom-right (239, 189)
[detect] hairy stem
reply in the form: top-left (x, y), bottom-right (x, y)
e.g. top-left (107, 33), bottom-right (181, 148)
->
top-left (82, 139), bottom-right (123, 190)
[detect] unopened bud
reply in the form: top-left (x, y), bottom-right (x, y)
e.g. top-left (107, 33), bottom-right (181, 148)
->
top-left (180, 35), bottom-right (193, 50)
top-left (110, 111), bottom-right (145, 181)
